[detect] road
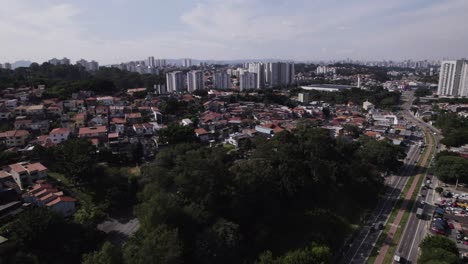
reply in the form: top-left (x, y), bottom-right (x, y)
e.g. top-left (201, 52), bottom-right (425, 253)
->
top-left (394, 90), bottom-right (442, 263)
top-left (338, 139), bottom-right (422, 262)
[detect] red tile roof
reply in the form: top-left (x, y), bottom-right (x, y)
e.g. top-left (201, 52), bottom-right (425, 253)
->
top-left (0, 130), bottom-right (29, 138)
top-left (46, 196), bottom-right (77, 206)
top-left (49, 128), bottom-right (70, 135)
top-left (194, 128), bottom-right (209, 135)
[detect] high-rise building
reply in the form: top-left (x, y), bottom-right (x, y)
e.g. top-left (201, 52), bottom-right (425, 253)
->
top-left (48, 57), bottom-right (70, 66)
top-left (182, 58), bottom-right (192, 67)
top-left (459, 61), bottom-right (468, 97)
top-left (76, 59), bottom-right (99, 71)
top-left (437, 60), bottom-right (464, 96)
top-left (166, 71), bottom-right (184, 93)
top-left (0, 63), bottom-right (3, 69)
top-left (187, 70), bottom-right (204, 92)
top-left (239, 72), bottom-right (257, 91)
top-left (265, 62), bottom-right (294, 88)
top-left (3, 62), bottom-right (12, 70)
top-left (213, 72), bottom-right (231, 89)
top-left (148, 56), bottom-right (155, 68)
top-left (248, 62), bottom-right (265, 88)
top-left (156, 59), bottom-right (167, 67)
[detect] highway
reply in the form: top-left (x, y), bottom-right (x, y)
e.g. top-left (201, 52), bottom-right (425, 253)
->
top-left (395, 90), bottom-right (442, 263)
top-left (339, 138), bottom-right (422, 263)
top-left (337, 90), bottom-right (436, 264)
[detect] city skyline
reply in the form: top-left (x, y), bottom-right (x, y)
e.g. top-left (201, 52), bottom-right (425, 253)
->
top-left (1, 0), bottom-right (467, 64)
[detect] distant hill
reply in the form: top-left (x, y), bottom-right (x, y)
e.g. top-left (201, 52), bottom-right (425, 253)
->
top-left (12, 60), bottom-right (32, 69)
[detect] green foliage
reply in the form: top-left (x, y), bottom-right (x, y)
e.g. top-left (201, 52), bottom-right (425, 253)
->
top-left (0, 208), bottom-right (102, 264)
top-left (434, 113), bottom-right (468, 147)
top-left (305, 87), bottom-right (400, 109)
top-left (48, 138), bottom-right (97, 184)
top-left (74, 202), bottom-right (107, 227)
top-left (123, 226), bottom-right (182, 264)
top-left (158, 123), bottom-right (197, 144)
top-left (435, 187), bottom-right (443, 194)
top-left (0, 64), bottom-right (164, 97)
top-left (433, 155), bottom-right (468, 183)
top-left (255, 244), bottom-right (331, 264)
top-left (82, 242), bottom-right (122, 264)
top-left (414, 87), bottom-right (432, 97)
top-left (130, 127), bottom-right (400, 263)
top-left (418, 235), bottom-right (459, 264)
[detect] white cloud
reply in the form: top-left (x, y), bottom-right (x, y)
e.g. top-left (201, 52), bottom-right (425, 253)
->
top-left (0, 0), bottom-right (467, 63)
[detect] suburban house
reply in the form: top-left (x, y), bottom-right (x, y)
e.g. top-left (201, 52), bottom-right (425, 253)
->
top-left (0, 130), bottom-right (30, 147)
top-left (23, 181), bottom-right (77, 217)
top-left (78, 126), bottom-right (107, 139)
top-left (194, 128), bottom-right (210, 142)
top-left (1, 162), bottom-right (48, 190)
top-left (48, 128), bottom-right (70, 144)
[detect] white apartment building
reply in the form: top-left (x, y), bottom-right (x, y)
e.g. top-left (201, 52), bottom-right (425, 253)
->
top-left (248, 62), bottom-right (265, 88)
top-left (437, 60), bottom-right (463, 96)
top-left (166, 71), bottom-right (185, 93)
top-left (240, 72), bottom-right (257, 91)
top-left (213, 72), bottom-right (231, 89)
top-left (187, 70), bottom-right (204, 92)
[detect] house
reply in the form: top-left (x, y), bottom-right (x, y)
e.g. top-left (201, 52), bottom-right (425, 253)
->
top-left (125, 112), bottom-right (142, 124)
top-left (127, 87), bottom-right (147, 95)
top-left (195, 128), bottom-right (210, 142)
top-left (48, 128), bottom-right (70, 144)
top-left (180, 118), bottom-right (193, 126)
top-left (133, 123), bottom-right (154, 136)
top-left (78, 126), bottom-right (107, 139)
top-left (23, 181), bottom-right (76, 217)
top-left (0, 108), bottom-right (11, 120)
top-left (1, 162), bottom-right (48, 190)
top-left (47, 105), bottom-right (62, 116)
top-left (226, 133), bottom-right (250, 147)
top-left (96, 96), bottom-right (114, 106)
top-left (0, 130), bottom-right (29, 147)
top-left (73, 112), bottom-right (86, 128)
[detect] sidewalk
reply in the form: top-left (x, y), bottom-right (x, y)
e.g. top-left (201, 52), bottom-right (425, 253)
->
top-left (374, 132), bottom-right (433, 263)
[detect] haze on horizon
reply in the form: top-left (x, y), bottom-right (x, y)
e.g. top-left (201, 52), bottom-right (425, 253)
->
top-left (1, 0), bottom-right (467, 65)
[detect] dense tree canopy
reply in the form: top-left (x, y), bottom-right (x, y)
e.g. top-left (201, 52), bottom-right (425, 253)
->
top-left (0, 63), bottom-right (164, 98)
top-left (0, 208), bottom-right (102, 264)
top-left (434, 113), bottom-right (468, 147)
top-left (124, 127), bottom-right (402, 263)
top-left (418, 235), bottom-right (459, 264)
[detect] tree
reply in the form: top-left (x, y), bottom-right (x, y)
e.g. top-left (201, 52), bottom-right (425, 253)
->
top-left (419, 235), bottom-right (459, 264)
top-left (195, 219), bottom-right (242, 264)
top-left (357, 137), bottom-right (404, 173)
top-left (82, 242), bottom-right (122, 264)
top-left (53, 138), bottom-right (97, 185)
top-left (414, 87), bottom-right (432, 97)
top-left (157, 124), bottom-right (197, 144)
top-left (123, 226), bottom-right (182, 264)
top-left (433, 155), bottom-right (468, 183)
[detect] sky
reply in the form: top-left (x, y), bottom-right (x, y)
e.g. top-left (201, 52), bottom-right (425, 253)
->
top-left (0, 0), bottom-right (467, 64)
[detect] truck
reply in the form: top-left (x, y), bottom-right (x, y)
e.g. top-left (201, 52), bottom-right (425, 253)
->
top-left (416, 208), bottom-right (424, 218)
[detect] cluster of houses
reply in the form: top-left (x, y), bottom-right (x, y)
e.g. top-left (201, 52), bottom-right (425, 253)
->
top-left (0, 161), bottom-right (76, 220)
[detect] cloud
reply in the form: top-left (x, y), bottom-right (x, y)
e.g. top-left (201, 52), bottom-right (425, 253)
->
top-left (0, 0), bottom-right (467, 63)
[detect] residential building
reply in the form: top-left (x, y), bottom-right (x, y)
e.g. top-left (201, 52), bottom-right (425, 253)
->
top-left (298, 92), bottom-right (310, 103)
top-left (187, 70), bottom-right (204, 92)
top-left (148, 56), bottom-right (155, 68)
top-left (213, 72), bottom-right (231, 89)
top-left (48, 57), bottom-right (70, 65)
top-left (437, 60), bottom-right (464, 96)
top-left (166, 71), bottom-right (184, 93)
top-left (3, 62), bottom-right (12, 70)
top-left (248, 62), bottom-right (265, 88)
top-left (0, 130), bottom-right (29, 147)
top-left (23, 181), bottom-right (76, 217)
top-left (49, 128), bottom-right (70, 144)
top-left (266, 62), bottom-right (295, 87)
top-left (78, 126), bottom-right (107, 139)
top-left (363, 100), bottom-right (375, 111)
top-left (182, 58), bottom-right (192, 67)
top-left (459, 61), bottom-right (468, 97)
top-left (239, 72), bottom-right (257, 91)
top-left (1, 162), bottom-right (48, 189)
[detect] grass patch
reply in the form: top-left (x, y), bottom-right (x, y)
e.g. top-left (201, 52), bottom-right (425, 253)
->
top-left (47, 171), bottom-right (94, 205)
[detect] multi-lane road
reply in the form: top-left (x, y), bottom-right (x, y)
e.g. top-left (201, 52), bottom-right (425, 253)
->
top-left (394, 91), bottom-right (442, 263)
top-left (338, 90), bottom-right (441, 264)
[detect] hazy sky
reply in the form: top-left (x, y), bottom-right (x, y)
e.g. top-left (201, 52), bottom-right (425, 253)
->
top-left (1, 0), bottom-right (467, 64)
